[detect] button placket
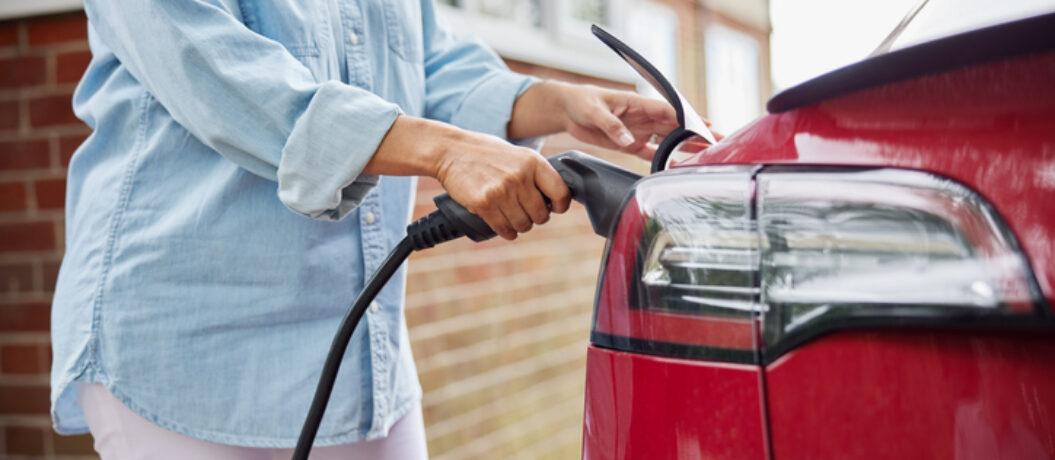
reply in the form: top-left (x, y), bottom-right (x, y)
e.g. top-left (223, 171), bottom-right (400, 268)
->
top-left (359, 191), bottom-right (390, 434)
top-left (340, 1), bottom-right (372, 90)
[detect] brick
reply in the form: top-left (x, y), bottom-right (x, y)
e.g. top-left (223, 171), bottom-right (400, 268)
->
top-left (34, 177), bottom-right (65, 210)
top-left (27, 12), bottom-right (87, 47)
top-left (0, 302), bottom-right (50, 332)
top-left (0, 55), bottom-right (47, 89)
top-left (0, 384), bottom-right (49, 414)
top-left (0, 262), bottom-right (34, 292)
top-left (1, 344), bottom-right (48, 375)
top-left (0, 181), bottom-right (27, 211)
top-left (0, 100), bottom-right (17, 131)
top-left (0, 221), bottom-right (55, 252)
top-left (5, 426), bottom-right (45, 455)
top-left (0, 139), bottom-right (51, 170)
top-left (0, 21), bottom-right (19, 48)
top-left (56, 49), bottom-right (91, 84)
top-left (29, 93), bottom-right (80, 128)
top-left (59, 133), bottom-right (88, 166)
top-left (51, 432), bottom-right (96, 455)
top-left (42, 260), bottom-right (61, 291)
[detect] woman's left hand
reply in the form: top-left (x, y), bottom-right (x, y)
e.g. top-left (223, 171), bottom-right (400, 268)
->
top-left (509, 81), bottom-right (679, 160)
top-left (558, 83), bottom-right (679, 160)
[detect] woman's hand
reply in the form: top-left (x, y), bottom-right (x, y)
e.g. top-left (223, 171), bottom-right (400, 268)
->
top-left (509, 81), bottom-right (679, 160)
top-left (365, 116), bottom-right (571, 241)
top-left (557, 83), bottom-right (680, 160)
top-left (366, 80), bottom-right (686, 241)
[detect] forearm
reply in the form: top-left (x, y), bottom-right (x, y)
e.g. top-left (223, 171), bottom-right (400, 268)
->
top-left (506, 80), bottom-right (573, 139)
top-left (375, 80), bottom-right (573, 179)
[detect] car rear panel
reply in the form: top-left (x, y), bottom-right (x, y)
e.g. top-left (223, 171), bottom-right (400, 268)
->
top-left (766, 330), bottom-right (1055, 458)
top-left (582, 346), bottom-right (767, 460)
top-left (583, 32), bottom-right (1054, 459)
top-left (698, 49), bottom-right (1055, 457)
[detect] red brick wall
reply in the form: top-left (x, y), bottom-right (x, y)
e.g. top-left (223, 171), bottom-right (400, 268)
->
top-left (0, 10), bottom-right (645, 460)
top-left (414, 61), bottom-right (640, 459)
top-left (0, 11), bottom-right (95, 459)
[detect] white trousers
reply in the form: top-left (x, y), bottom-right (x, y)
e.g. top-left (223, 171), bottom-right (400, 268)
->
top-left (77, 383), bottom-right (429, 460)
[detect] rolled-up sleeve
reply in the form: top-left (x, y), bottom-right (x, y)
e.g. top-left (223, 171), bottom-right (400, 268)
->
top-left (84, 0), bottom-right (398, 220)
top-left (277, 82), bottom-right (400, 220)
top-left (420, 1), bottom-right (539, 139)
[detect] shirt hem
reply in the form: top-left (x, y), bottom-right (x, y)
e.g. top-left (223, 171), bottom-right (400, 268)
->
top-left (58, 379), bottom-right (423, 448)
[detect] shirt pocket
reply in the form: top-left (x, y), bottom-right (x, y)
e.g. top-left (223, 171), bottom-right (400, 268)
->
top-left (382, 0), bottom-right (422, 63)
top-left (239, 0), bottom-right (323, 70)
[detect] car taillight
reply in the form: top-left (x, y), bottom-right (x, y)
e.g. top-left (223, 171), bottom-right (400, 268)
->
top-left (594, 166), bottom-right (761, 363)
top-left (592, 166), bottom-right (1043, 362)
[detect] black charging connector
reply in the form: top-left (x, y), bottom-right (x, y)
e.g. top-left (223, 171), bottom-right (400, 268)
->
top-left (292, 151), bottom-right (641, 459)
top-left (416, 150), bottom-right (642, 247)
top-left (404, 150), bottom-right (641, 251)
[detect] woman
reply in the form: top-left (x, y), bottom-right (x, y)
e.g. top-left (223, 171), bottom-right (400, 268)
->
top-left (51, 0), bottom-right (677, 458)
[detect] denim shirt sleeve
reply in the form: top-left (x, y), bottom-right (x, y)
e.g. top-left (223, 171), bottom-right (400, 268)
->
top-left (82, 0), bottom-right (400, 221)
top-left (419, 0), bottom-right (540, 139)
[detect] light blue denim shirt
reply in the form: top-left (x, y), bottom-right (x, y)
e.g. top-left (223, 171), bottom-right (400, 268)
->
top-left (51, 0), bottom-right (537, 447)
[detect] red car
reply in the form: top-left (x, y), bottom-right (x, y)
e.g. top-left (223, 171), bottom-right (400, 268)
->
top-left (583, 9), bottom-right (1055, 460)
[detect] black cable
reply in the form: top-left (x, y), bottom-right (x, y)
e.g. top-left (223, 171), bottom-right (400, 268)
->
top-left (292, 151), bottom-right (637, 458)
top-left (292, 236), bottom-right (415, 460)
top-left (292, 208), bottom-right (469, 459)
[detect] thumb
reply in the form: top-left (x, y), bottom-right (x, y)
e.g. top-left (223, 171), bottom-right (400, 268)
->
top-left (592, 109), bottom-right (635, 147)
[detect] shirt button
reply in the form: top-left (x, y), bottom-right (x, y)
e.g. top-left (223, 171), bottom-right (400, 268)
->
top-left (348, 31), bottom-right (359, 45)
top-left (370, 301), bottom-right (379, 313)
top-left (365, 211), bottom-right (376, 225)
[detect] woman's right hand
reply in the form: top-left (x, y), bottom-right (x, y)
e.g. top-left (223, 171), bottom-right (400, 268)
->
top-left (364, 115), bottom-right (571, 240)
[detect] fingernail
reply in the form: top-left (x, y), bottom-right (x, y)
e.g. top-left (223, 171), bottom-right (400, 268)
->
top-left (618, 131), bottom-right (634, 146)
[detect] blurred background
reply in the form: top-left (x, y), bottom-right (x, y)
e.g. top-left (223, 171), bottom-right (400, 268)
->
top-left (0, 0), bottom-right (1036, 458)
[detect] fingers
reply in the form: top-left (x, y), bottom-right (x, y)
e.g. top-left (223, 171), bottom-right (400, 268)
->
top-left (472, 155), bottom-right (566, 241)
top-left (433, 125), bottom-right (574, 241)
top-left (637, 96), bottom-right (678, 126)
top-left (501, 157), bottom-right (570, 240)
top-left (517, 182), bottom-right (551, 226)
top-left (566, 123), bottom-right (621, 150)
top-left (534, 161), bottom-right (572, 214)
top-left (591, 108), bottom-right (636, 148)
top-left (576, 91), bottom-right (681, 157)
top-left (479, 186), bottom-right (534, 241)
top-left (632, 142), bottom-right (658, 161)
top-left (473, 193), bottom-right (517, 241)
top-left (500, 187), bottom-right (535, 234)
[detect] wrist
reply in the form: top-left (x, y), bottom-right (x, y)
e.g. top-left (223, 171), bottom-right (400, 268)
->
top-left (427, 119), bottom-right (471, 182)
top-left (366, 115), bottom-right (462, 179)
top-left (544, 80), bottom-right (575, 130)
top-left (509, 80), bottom-right (573, 138)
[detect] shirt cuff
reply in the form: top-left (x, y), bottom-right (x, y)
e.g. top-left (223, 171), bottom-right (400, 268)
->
top-left (451, 72), bottom-right (540, 139)
top-left (277, 81), bottom-right (402, 221)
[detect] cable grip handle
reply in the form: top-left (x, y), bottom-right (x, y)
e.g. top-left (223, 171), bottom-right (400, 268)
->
top-left (432, 150), bottom-right (641, 241)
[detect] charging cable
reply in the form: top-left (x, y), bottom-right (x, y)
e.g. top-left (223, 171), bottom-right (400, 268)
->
top-left (292, 151), bottom-right (640, 459)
